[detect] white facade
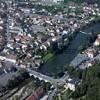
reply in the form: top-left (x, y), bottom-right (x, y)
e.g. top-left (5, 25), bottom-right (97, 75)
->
top-left (67, 78), bottom-right (76, 91)
top-left (94, 34), bottom-right (100, 46)
top-left (94, 38), bottom-right (100, 46)
top-left (42, 0), bottom-right (63, 3)
top-left (53, 0), bottom-right (63, 3)
top-left (68, 83), bottom-right (75, 91)
top-left (86, 49), bottom-right (97, 58)
top-left (87, 62), bottom-right (93, 67)
top-left (87, 52), bottom-right (94, 58)
top-left (94, 41), bottom-right (100, 46)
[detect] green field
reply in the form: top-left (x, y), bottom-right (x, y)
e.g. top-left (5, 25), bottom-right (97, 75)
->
top-left (43, 53), bottom-right (54, 63)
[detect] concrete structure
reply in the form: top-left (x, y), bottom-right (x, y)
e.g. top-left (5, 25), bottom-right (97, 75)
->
top-left (28, 69), bottom-right (65, 86)
top-left (94, 34), bottom-right (100, 46)
top-left (67, 78), bottom-right (75, 91)
top-left (86, 49), bottom-right (97, 58)
top-left (42, 0), bottom-right (63, 3)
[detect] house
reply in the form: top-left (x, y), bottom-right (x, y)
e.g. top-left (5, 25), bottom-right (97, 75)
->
top-left (0, 20), bottom-right (3, 25)
top-left (79, 59), bottom-right (96, 69)
top-left (53, 0), bottom-right (64, 3)
top-left (40, 45), bottom-right (47, 51)
top-left (0, 26), bottom-right (3, 32)
top-left (67, 78), bottom-right (78, 91)
top-left (86, 60), bottom-right (95, 67)
top-left (26, 87), bottom-right (44, 100)
top-left (85, 48), bottom-right (97, 58)
top-left (42, 0), bottom-right (63, 3)
top-left (9, 26), bottom-right (23, 35)
top-left (62, 30), bottom-right (68, 35)
top-left (7, 43), bottom-right (14, 50)
top-left (94, 34), bottom-right (100, 46)
top-left (40, 95), bottom-right (48, 100)
top-left (26, 93), bottom-right (36, 100)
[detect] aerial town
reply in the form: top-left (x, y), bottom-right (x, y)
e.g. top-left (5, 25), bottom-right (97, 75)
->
top-left (0, 0), bottom-right (100, 100)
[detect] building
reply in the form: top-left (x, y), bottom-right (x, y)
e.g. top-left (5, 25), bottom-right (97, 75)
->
top-left (42, 0), bottom-right (63, 3)
top-left (85, 48), bottom-right (97, 58)
top-left (67, 78), bottom-right (79, 91)
top-left (67, 78), bottom-right (75, 91)
top-left (94, 34), bottom-right (100, 46)
top-left (26, 87), bottom-right (45, 100)
top-left (86, 60), bottom-right (95, 67)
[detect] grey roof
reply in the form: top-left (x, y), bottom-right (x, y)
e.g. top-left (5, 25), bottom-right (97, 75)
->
top-left (31, 25), bottom-right (46, 33)
top-left (70, 54), bottom-right (89, 67)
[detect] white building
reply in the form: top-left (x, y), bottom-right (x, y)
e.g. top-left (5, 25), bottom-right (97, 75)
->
top-left (94, 34), bottom-right (100, 46)
top-left (87, 60), bottom-right (95, 67)
top-left (42, 0), bottom-right (63, 3)
top-left (67, 78), bottom-right (76, 91)
top-left (85, 49), bottom-right (97, 58)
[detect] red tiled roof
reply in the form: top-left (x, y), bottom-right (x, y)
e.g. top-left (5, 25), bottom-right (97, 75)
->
top-left (26, 87), bottom-right (44, 100)
top-left (15, 35), bottom-right (31, 43)
top-left (26, 93), bottom-right (37, 100)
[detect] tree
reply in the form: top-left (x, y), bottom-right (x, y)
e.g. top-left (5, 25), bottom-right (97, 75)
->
top-left (51, 41), bottom-right (59, 53)
top-left (64, 0), bottom-right (100, 4)
top-left (71, 62), bottom-right (100, 99)
top-left (78, 45), bottom-right (86, 53)
top-left (7, 70), bottom-right (30, 89)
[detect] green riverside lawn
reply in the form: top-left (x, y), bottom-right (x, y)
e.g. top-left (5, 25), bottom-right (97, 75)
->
top-left (43, 53), bottom-right (54, 63)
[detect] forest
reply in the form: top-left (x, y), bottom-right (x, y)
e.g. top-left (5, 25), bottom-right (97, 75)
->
top-left (64, 0), bottom-right (100, 4)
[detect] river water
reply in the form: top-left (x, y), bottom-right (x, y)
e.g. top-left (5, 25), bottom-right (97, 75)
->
top-left (39, 23), bottom-right (100, 76)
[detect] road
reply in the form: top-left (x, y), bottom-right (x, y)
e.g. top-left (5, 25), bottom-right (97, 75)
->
top-left (48, 88), bottom-right (57, 100)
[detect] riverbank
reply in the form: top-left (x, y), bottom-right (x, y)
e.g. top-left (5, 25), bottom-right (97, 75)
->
top-left (42, 53), bottom-right (54, 63)
top-left (39, 21), bottom-right (100, 77)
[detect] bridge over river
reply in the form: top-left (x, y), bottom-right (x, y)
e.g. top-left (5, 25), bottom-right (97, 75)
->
top-left (27, 69), bottom-right (66, 86)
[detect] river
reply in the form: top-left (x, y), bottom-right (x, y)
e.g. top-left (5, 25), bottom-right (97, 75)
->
top-left (39, 23), bottom-right (100, 76)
